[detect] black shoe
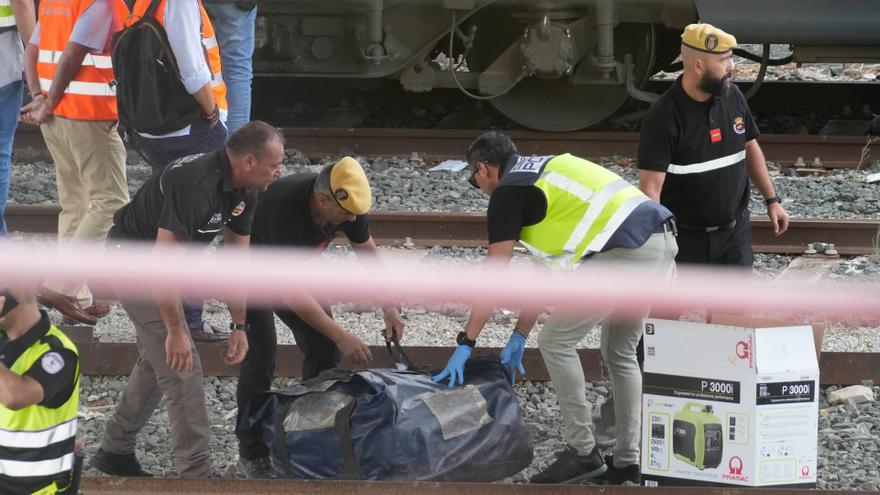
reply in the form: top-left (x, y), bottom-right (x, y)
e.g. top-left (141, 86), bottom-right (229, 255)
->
top-left (237, 456), bottom-right (275, 479)
top-left (594, 455), bottom-right (640, 485)
top-left (90, 448), bottom-right (153, 477)
top-left (530, 446), bottom-right (607, 484)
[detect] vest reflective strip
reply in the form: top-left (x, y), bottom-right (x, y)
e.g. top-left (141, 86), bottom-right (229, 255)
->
top-left (39, 49), bottom-right (114, 69)
top-left (202, 35), bottom-right (217, 50)
top-left (542, 171), bottom-right (594, 202)
top-left (0, 452), bottom-right (74, 477)
top-left (211, 71), bottom-right (223, 88)
top-left (562, 179), bottom-right (632, 255)
top-left (0, 5), bottom-right (13, 27)
top-left (0, 418), bottom-right (76, 449)
top-left (667, 149), bottom-right (746, 175)
top-left (39, 78), bottom-right (115, 97)
top-left (584, 194), bottom-right (650, 253)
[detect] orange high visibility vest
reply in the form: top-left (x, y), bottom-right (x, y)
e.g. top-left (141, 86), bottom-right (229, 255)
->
top-left (36, 0), bottom-right (128, 121)
top-left (129, 0), bottom-right (228, 112)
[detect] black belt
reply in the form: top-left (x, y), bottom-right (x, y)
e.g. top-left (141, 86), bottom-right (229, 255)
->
top-left (654, 218), bottom-right (678, 236)
top-left (677, 219), bottom-right (737, 233)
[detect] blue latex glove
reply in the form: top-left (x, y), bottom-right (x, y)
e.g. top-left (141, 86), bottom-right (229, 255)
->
top-left (499, 331), bottom-right (526, 384)
top-left (432, 345), bottom-right (472, 388)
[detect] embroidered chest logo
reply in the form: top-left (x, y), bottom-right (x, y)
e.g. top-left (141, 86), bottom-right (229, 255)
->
top-left (709, 128), bottom-right (722, 143)
top-left (733, 116), bottom-right (746, 135)
top-left (231, 201), bottom-right (246, 217)
top-left (209, 213), bottom-right (223, 224)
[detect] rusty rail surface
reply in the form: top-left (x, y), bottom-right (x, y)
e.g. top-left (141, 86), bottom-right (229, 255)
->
top-left (65, 333), bottom-right (878, 385)
top-left (80, 475), bottom-right (854, 494)
top-left (8, 205), bottom-right (880, 255)
top-left (13, 126), bottom-right (873, 168)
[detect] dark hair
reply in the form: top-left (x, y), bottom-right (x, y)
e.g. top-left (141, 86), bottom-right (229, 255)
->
top-left (314, 163), bottom-right (332, 196)
top-left (466, 131), bottom-right (518, 168)
top-left (227, 121), bottom-right (285, 158)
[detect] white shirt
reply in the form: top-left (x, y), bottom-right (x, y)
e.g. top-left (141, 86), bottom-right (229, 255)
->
top-left (139, 0), bottom-right (225, 138)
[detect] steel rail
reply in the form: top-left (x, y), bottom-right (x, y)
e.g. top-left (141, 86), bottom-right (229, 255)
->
top-left (13, 126), bottom-right (874, 168)
top-left (7, 205), bottom-right (880, 255)
top-left (67, 337), bottom-right (878, 385)
top-left (79, 476), bottom-right (853, 495)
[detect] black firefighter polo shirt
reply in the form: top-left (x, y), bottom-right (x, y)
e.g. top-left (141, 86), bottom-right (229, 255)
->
top-left (638, 76), bottom-right (760, 227)
top-left (112, 149), bottom-right (257, 243)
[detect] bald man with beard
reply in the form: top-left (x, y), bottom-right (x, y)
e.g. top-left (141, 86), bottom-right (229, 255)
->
top-left (638, 23), bottom-right (789, 268)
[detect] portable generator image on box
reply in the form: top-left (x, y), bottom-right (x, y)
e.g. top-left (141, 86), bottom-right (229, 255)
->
top-left (673, 402), bottom-right (723, 470)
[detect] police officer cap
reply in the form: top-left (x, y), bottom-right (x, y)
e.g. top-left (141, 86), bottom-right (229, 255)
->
top-left (329, 157), bottom-right (372, 215)
top-left (681, 23), bottom-right (737, 54)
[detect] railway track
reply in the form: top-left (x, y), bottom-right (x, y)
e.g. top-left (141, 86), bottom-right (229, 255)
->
top-left (13, 126), bottom-right (875, 168)
top-left (7, 204), bottom-right (880, 255)
top-left (78, 476), bottom-right (854, 494)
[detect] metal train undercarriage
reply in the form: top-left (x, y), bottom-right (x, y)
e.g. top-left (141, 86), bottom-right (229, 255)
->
top-left (252, 0), bottom-right (880, 131)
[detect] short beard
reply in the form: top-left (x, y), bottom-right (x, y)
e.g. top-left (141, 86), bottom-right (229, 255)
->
top-left (698, 72), bottom-right (731, 97)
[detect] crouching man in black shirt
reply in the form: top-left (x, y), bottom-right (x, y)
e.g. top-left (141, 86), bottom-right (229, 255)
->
top-left (92, 121), bottom-right (284, 479)
top-left (235, 157), bottom-right (404, 478)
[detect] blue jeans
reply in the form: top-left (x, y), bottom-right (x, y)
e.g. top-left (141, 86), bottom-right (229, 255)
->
top-left (204, 2), bottom-right (256, 137)
top-left (0, 79), bottom-right (24, 237)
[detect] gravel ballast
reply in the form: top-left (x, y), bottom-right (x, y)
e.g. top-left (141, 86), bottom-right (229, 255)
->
top-left (8, 148), bottom-right (880, 489)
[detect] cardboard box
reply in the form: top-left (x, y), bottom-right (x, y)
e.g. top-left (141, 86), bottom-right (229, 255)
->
top-left (641, 319), bottom-right (819, 488)
top-left (710, 314), bottom-right (825, 361)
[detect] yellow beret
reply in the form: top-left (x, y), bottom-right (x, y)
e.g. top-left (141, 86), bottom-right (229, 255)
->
top-left (681, 23), bottom-right (737, 54)
top-left (329, 157), bottom-right (372, 215)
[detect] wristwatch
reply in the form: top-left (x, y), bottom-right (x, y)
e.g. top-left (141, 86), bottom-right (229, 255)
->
top-left (764, 195), bottom-right (781, 206)
top-left (230, 322), bottom-right (251, 332)
top-left (456, 331), bottom-right (477, 347)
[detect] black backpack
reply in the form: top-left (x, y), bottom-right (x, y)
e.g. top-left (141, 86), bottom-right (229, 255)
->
top-left (111, 0), bottom-right (200, 135)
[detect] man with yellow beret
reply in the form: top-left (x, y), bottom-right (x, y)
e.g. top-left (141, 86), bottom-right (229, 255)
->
top-left (639, 23), bottom-right (789, 268)
top-left (234, 156), bottom-right (404, 478)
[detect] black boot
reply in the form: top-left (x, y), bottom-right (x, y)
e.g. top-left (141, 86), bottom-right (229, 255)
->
top-left (530, 446), bottom-right (606, 484)
top-left (90, 448), bottom-right (153, 477)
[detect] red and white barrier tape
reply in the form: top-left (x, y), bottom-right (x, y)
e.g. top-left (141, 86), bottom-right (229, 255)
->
top-left (1, 241), bottom-right (878, 318)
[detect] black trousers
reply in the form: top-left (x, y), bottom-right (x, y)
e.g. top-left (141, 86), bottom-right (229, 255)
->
top-left (675, 209), bottom-right (753, 268)
top-left (235, 305), bottom-right (340, 460)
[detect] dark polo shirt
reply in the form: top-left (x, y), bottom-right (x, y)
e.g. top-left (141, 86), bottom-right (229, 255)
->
top-left (112, 150), bottom-right (257, 242)
top-left (250, 173), bottom-right (370, 249)
top-left (638, 76), bottom-right (759, 227)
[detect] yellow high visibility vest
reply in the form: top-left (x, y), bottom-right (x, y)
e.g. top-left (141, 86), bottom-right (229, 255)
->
top-left (0, 325), bottom-right (79, 495)
top-left (515, 154), bottom-right (648, 270)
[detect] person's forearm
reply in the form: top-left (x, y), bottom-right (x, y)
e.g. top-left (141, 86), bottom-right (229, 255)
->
top-left (23, 42), bottom-right (40, 97)
top-left (46, 42), bottom-right (91, 110)
top-left (464, 304), bottom-right (492, 340)
top-left (12, 0), bottom-right (35, 48)
top-left (513, 307), bottom-right (541, 337)
top-left (192, 83), bottom-right (216, 115)
top-left (745, 141), bottom-right (776, 199)
top-left (0, 365), bottom-right (39, 410)
top-left (283, 294), bottom-right (346, 342)
top-left (155, 294), bottom-right (188, 337)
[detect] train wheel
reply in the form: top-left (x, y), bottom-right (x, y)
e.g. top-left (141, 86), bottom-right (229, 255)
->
top-left (488, 23), bottom-right (657, 132)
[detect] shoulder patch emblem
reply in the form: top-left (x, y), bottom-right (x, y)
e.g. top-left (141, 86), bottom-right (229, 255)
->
top-left (733, 116), bottom-right (746, 135)
top-left (231, 201), bottom-right (246, 217)
top-left (41, 352), bottom-right (65, 375)
top-left (705, 34), bottom-right (718, 51)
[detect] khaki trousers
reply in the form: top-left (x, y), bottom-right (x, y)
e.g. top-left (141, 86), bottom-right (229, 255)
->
top-left (537, 230), bottom-right (678, 466)
top-left (99, 298), bottom-right (212, 477)
top-left (40, 116), bottom-right (128, 305)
